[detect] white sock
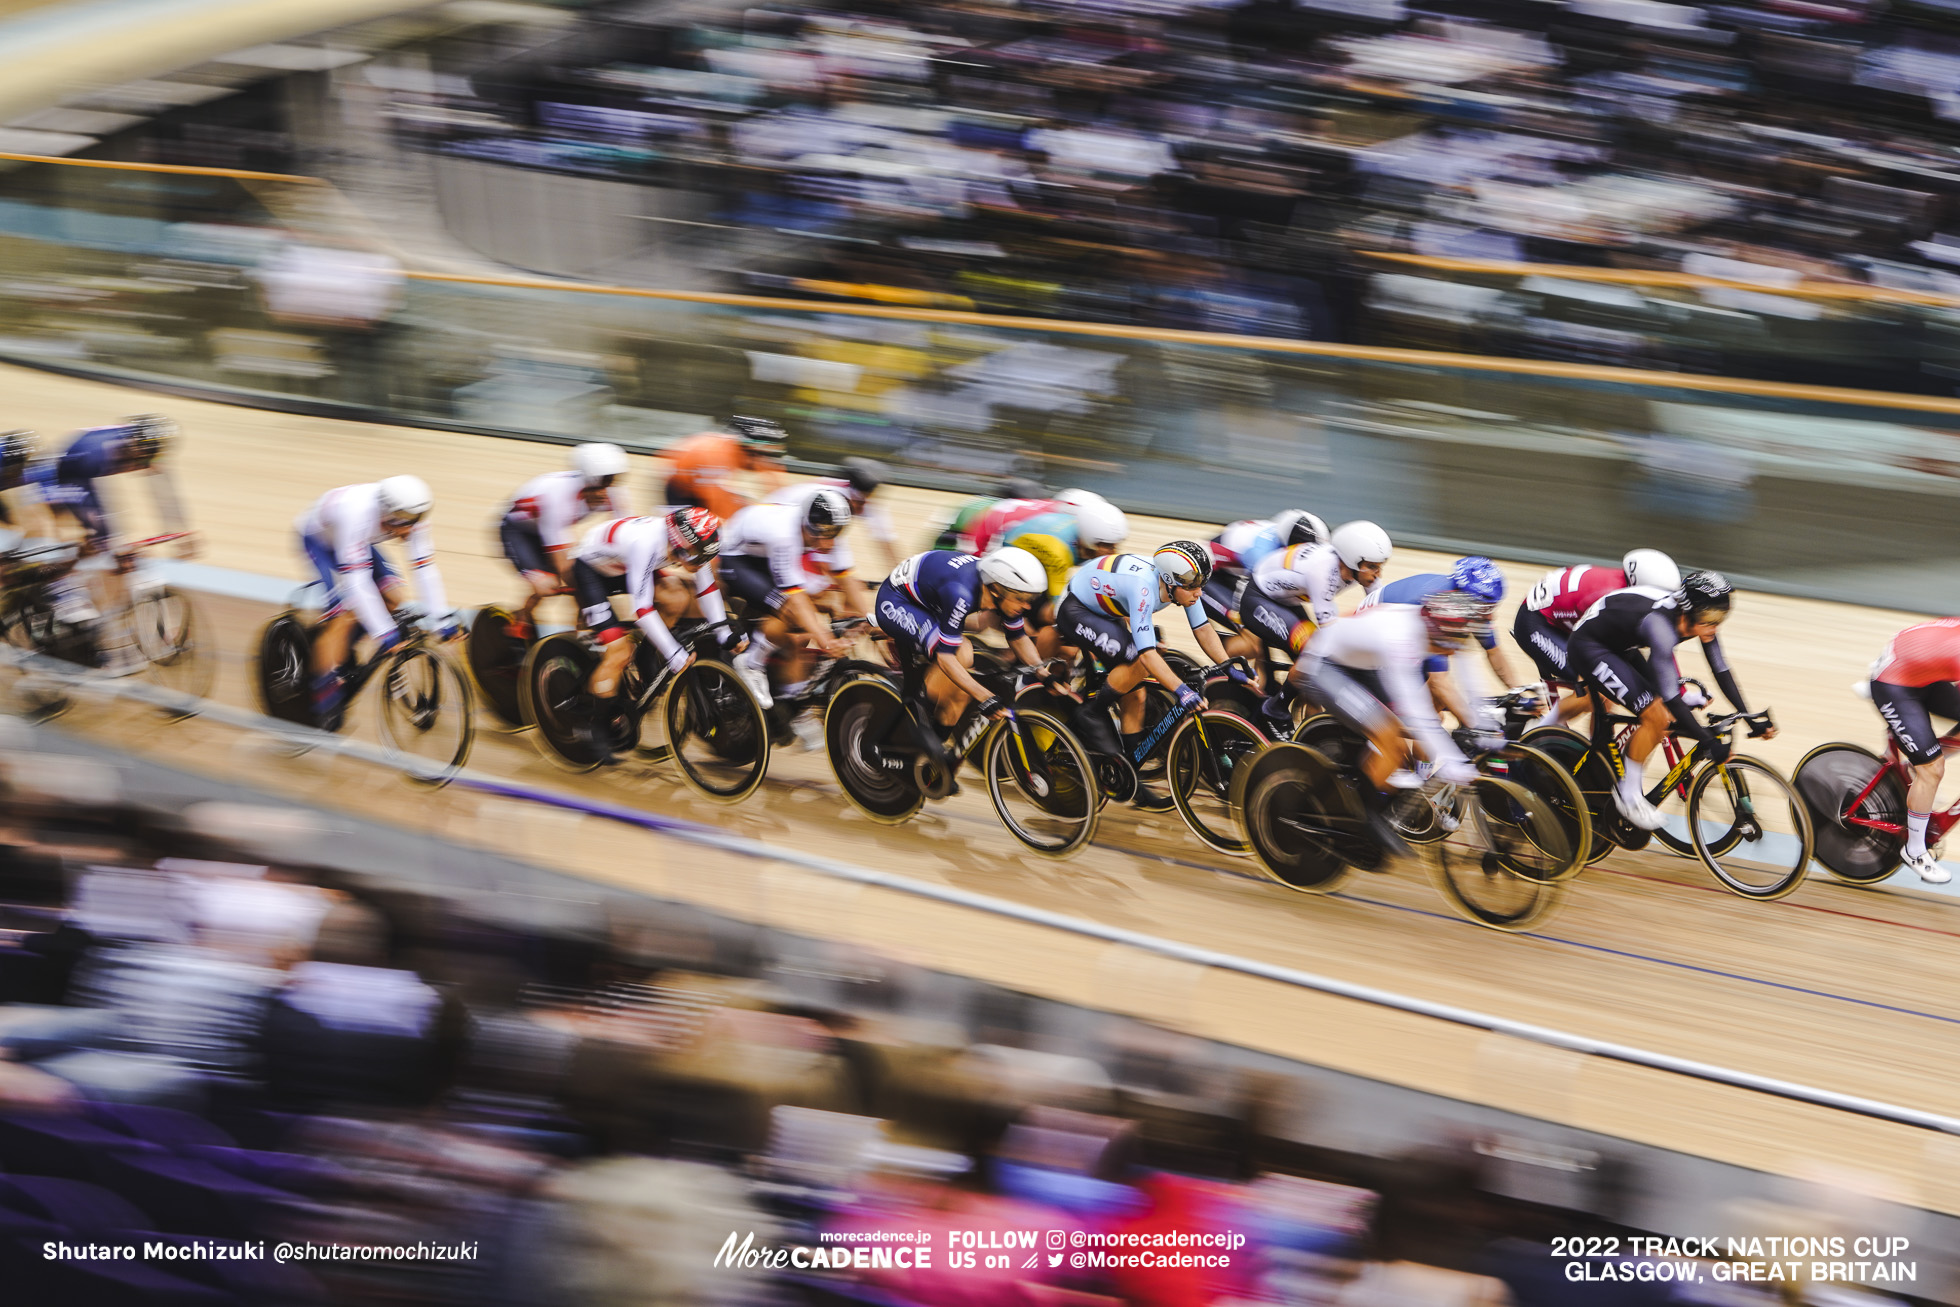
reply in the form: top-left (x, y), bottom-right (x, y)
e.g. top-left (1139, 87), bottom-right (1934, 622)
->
top-left (1618, 768), bottom-right (1644, 803)
top-left (1907, 810), bottom-right (1931, 858)
top-left (742, 633), bottom-right (775, 666)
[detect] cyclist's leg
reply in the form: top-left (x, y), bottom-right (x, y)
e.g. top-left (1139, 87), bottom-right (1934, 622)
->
top-left (1300, 658), bottom-right (1405, 789)
top-left (870, 579), bottom-right (959, 723)
top-left (1056, 596), bottom-right (1134, 755)
top-left (301, 533), bottom-right (357, 679)
top-left (1573, 635), bottom-right (1668, 817)
top-left (571, 562), bottom-right (635, 697)
top-left (921, 637), bottom-right (974, 729)
top-left (1871, 679), bottom-right (1944, 849)
top-left (501, 521), bottom-right (557, 627)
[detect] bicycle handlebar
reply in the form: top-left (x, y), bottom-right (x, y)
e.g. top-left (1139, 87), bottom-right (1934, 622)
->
top-left (1705, 707), bottom-right (1775, 740)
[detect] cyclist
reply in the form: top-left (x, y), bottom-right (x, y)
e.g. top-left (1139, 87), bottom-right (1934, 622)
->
top-left (1567, 570), bottom-right (1768, 831)
top-left (569, 508), bottom-right (728, 708)
top-left (722, 490), bottom-right (854, 707)
top-left (0, 430), bottom-right (36, 542)
top-left (499, 443), bottom-right (631, 637)
top-left (1864, 618), bottom-right (1960, 883)
top-left (1358, 556), bottom-right (1523, 736)
top-left (769, 457), bottom-right (901, 573)
top-left (1218, 520), bottom-right (1391, 698)
top-left (1513, 549), bottom-right (1680, 729)
top-left (1058, 541), bottom-right (1234, 810)
top-left (1292, 591), bottom-right (1484, 853)
top-left (1208, 509), bottom-right (1328, 581)
top-left (661, 416), bottom-right (788, 521)
top-left (296, 476), bottom-right (455, 725)
top-left (998, 495), bottom-right (1130, 654)
top-left (872, 546), bottom-right (1050, 739)
top-left (931, 476), bottom-right (1045, 551)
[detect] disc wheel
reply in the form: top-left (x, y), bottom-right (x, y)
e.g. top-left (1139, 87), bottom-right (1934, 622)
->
top-left (129, 585), bottom-right (214, 716)
top-left (984, 708), bottom-right (1099, 858)
top-left (664, 658), bottom-right (771, 802)
top-left (1520, 726), bottom-right (1641, 863)
top-left (1235, 742), bottom-right (1355, 894)
top-left (1792, 742), bottom-right (1903, 886)
top-left (824, 676), bottom-right (923, 824)
top-left (1292, 713), bottom-right (1438, 848)
top-left (1166, 709), bottom-right (1269, 856)
top-left (518, 632), bottom-right (611, 772)
top-left (376, 646), bottom-right (475, 785)
top-left (1687, 757), bottom-right (1814, 901)
top-left (1480, 743), bottom-right (1592, 878)
top-left (466, 605), bottom-right (531, 730)
top-left (0, 594), bottom-right (75, 720)
top-left (255, 612), bottom-right (316, 728)
top-left (1432, 777), bottom-right (1567, 931)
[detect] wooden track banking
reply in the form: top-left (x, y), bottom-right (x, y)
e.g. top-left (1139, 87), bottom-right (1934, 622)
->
top-left (12, 361), bottom-right (1960, 1211)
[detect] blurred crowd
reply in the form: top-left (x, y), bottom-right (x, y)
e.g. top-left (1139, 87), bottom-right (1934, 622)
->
top-left (375, 0), bottom-right (1960, 388)
top-left (0, 745), bottom-right (1927, 1305)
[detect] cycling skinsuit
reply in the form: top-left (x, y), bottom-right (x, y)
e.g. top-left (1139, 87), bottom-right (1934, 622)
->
top-left (936, 496), bottom-right (997, 551)
top-left (1000, 511), bottom-right (1081, 600)
top-left (30, 425), bottom-right (151, 547)
top-left (1512, 564), bottom-right (1626, 682)
top-left (502, 471), bottom-right (628, 579)
top-left (720, 503), bottom-right (829, 616)
top-left (1217, 542), bottom-right (1375, 658)
top-left (663, 433), bottom-right (777, 521)
top-left (1298, 605), bottom-right (1468, 771)
top-left (570, 514), bottom-right (727, 666)
top-left (874, 550), bottom-right (1024, 665)
top-left (1568, 588), bottom-right (1745, 750)
top-left (1058, 553), bottom-right (1209, 666)
top-left (767, 478), bottom-right (895, 575)
top-left (296, 483), bottom-right (448, 644)
top-left (1870, 619), bottom-right (1960, 765)
top-left (967, 498), bottom-right (1056, 556)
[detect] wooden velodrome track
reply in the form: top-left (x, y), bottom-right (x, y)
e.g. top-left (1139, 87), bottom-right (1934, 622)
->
top-left (11, 360), bottom-right (1960, 1215)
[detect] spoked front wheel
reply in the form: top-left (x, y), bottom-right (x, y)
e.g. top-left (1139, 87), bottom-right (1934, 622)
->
top-left (824, 676), bottom-right (923, 824)
top-left (129, 585), bottom-right (215, 715)
top-left (1792, 742), bottom-right (1903, 887)
top-left (984, 709), bottom-right (1099, 858)
top-left (466, 605), bottom-right (531, 730)
top-left (1688, 757), bottom-right (1814, 901)
top-left (1166, 710), bottom-right (1269, 856)
top-left (1432, 777), bottom-right (1567, 931)
top-left (664, 659), bottom-right (771, 802)
top-left (1235, 742), bottom-right (1356, 894)
top-left (376, 646), bottom-right (475, 785)
top-left (1482, 743), bottom-right (1591, 878)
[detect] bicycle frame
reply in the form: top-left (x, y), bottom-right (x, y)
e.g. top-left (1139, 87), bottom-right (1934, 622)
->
top-left (1838, 734), bottom-right (1960, 843)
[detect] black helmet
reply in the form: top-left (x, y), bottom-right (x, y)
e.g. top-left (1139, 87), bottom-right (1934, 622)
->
top-left (1676, 569), bottom-right (1733, 624)
top-left (839, 456), bottom-right (888, 498)
top-left (0, 430), bottom-right (35, 486)
top-left (728, 415), bottom-right (787, 455)
top-left (997, 476), bottom-right (1046, 502)
top-left (122, 414), bottom-right (174, 465)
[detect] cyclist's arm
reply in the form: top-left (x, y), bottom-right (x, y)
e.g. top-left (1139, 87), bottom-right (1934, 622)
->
top-left (339, 552), bottom-right (397, 641)
top-left (694, 561), bottom-right (730, 629)
top-left (1140, 647), bottom-right (1188, 697)
top-left (936, 647), bottom-right (999, 708)
top-left (1187, 606), bottom-right (1229, 664)
top-left (1640, 612), bottom-right (1715, 742)
top-left (405, 522), bottom-right (449, 617)
top-left (1483, 640), bottom-right (1523, 689)
top-left (1699, 633), bottom-right (1748, 711)
top-left (1008, 631), bottom-right (1041, 668)
top-left (138, 463), bottom-right (190, 538)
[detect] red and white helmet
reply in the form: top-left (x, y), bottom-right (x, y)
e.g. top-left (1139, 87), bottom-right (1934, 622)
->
top-left (667, 507), bottom-right (721, 566)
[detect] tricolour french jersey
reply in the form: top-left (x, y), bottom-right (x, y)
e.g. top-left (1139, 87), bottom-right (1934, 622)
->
top-left (887, 550), bottom-right (1023, 652)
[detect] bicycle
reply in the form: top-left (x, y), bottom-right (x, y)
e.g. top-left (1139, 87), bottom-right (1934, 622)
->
top-left (0, 532), bottom-right (213, 719)
top-left (825, 658), bottom-right (1101, 858)
top-left (1793, 730), bottom-right (1954, 887)
top-left (255, 595), bottom-right (475, 785)
top-left (465, 603), bottom-right (536, 730)
top-left (519, 620), bottom-right (770, 803)
top-left (1521, 690), bottom-right (1812, 900)
top-left (1233, 719), bottom-right (1573, 931)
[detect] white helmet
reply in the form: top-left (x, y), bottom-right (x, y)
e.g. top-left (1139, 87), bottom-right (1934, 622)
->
top-left (377, 475), bottom-right (433, 525)
top-left (1054, 488), bottom-right (1105, 511)
top-left (1072, 499), bottom-right (1128, 553)
top-left (573, 442), bottom-right (628, 486)
top-left (1331, 520), bottom-right (1392, 570)
top-left (980, 546), bottom-right (1047, 596)
top-left (1273, 509), bottom-right (1330, 548)
top-left (1622, 548), bottom-right (1681, 593)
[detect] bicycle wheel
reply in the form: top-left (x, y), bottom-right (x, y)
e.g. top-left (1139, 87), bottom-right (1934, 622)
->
top-left (1483, 743), bottom-right (1591, 877)
top-left (824, 676), bottom-right (923, 824)
top-left (1687, 757), bottom-right (1814, 900)
top-left (664, 659), bottom-right (771, 802)
top-left (984, 709), bottom-right (1099, 857)
top-left (518, 632), bottom-right (610, 772)
top-left (1792, 742), bottom-right (1903, 886)
top-left (1166, 710), bottom-right (1269, 856)
top-left (1236, 742), bottom-right (1354, 893)
top-left (130, 585), bottom-right (214, 713)
top-left (1433, 776), bottom-right (1567, 931)
top-left (1292, 712), bottom-right (1443, 847)
top-left (255, 613), bottom-right (316, 727)
top-left (466, 606), bottom-right (530, 730)
top-left (0, 593), bottom-right (73, 720)
top-left (1520, 726), bottom-right (1638, 863)
top-left (375, 646), bottom-right (475, 784)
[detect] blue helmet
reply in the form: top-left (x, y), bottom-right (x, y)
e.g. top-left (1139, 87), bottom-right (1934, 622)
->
top-left (1449, 556), bottom-right (1504, 605)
